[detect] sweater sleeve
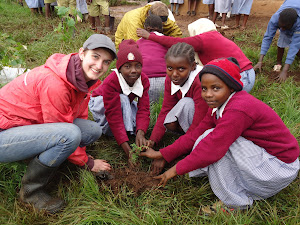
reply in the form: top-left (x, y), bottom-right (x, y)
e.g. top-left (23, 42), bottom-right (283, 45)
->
top-left (149, 33), bottom-right (203, 52)
top-left (285, 20), bottom-right (300, 65)
top-left (102, 79), bottom-right (129, 145)
top-left (175, 110), bottom-right (254, 175)
top-left (260, 14), bottom-right (279, 56)
top-left (136, 73), bottom-right (150, 133)
top-left (149, 77), bottom-right (179, 144)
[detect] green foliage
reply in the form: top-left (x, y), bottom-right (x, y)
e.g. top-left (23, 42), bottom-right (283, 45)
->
top-left (0, 33), bottom-right (27, 70)
top-left (129, 143), bottom-right (143, 163)
top-left (54, 6), bottom-right (83, 42)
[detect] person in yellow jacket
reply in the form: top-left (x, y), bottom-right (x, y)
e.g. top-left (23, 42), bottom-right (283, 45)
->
top-left (115, 1), bottom-right (182, 48)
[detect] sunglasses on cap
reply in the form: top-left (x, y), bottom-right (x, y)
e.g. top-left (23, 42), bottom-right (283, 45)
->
top-left (160, 16), bottom-right (168, 22)
top-left (148, 10), bottom-right (168, 23)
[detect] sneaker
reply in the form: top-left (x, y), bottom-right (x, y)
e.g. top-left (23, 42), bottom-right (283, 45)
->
top-left (273, 64), bottom-right (282, 72)
top-left (221, 25), bottom-right (229, 30)
top-left (191, 11), bottom-right (196, 16)
top-left (187, 11), bottom-right (191, 16)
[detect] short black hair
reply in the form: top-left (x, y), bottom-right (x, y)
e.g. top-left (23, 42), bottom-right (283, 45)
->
top-left (144, 15), bottom-right (163, 33)
top-left (279, 8), bottom-right (298, 29)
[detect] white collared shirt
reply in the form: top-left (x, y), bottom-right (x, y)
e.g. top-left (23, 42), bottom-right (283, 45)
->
top-left (171, 65), bottom-right (203, 98)
top-left (113, 69), bottom-right (143, 97)
top-left (211, 92), bottom-right (236, 119)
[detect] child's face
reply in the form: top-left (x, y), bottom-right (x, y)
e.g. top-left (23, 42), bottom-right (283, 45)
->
top-left (201, 73), bottom-right (234, 108)
top-left (79, 48), bottom-right (113, 82)
top-left (119, 62), bottom-right (142, 87)
top-left (166, 56), bottom-right (196, 87)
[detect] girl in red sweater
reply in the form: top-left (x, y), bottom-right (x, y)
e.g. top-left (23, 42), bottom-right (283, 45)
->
top-left (147, 42), bottom-right (209, 175)
top-left (89, 40), bottom-right (150, 161)
top-left (141, 57), bottom-right (299, 213)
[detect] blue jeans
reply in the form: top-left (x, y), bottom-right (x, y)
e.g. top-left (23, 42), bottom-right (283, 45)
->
top-left (0, 119), bottom-right (101, 167)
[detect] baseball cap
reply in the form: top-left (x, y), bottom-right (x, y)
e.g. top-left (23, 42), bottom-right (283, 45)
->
top-left (83, 34), bottom-right (117, 59)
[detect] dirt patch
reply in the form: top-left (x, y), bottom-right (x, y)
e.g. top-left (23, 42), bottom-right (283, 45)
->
top-left (100, 167), bottom-right (160, 195)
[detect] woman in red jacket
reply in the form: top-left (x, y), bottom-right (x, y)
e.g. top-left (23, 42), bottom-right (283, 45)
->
top-left (0, 34), bottom-right (116, 213)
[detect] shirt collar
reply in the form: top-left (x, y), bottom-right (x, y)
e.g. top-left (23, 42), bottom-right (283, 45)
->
top-left (114, 69), bottom-right (144, 97)
top-left (171, 65), bottom-right (203, 97)
top-left (211, 92), bottom-right (236, 119)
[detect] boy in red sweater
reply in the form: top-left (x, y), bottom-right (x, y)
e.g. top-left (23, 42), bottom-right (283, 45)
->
top-left (140, 57), bottom-right (299, 212)
top-left (89, 40), bottom-right (150, 161)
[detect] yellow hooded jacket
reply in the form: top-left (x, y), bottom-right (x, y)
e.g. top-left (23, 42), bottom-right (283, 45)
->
top-left (115, 4), bottom-right (182, 48)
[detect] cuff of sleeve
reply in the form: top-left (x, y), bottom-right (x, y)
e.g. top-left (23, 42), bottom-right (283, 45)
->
top-left (81, 156), bottom-right (95, 170)
top-left (160, 147), bottom-right (174, 163)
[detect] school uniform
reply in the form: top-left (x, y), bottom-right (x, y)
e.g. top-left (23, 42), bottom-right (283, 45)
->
top-left (150, 65), bottom-right (209, 144)
top-left (136, 32), bottom-right (168, 103)
top-left (203, 0), bottom-right (214, 4)
top-left (214, 0), bottom-right (232, 13)
top-left (89, 69), bottom-right (150, 146)
top-left (231, 0), bottom-right (253, 15)
top-left (160, 91), bottom-right (300, 208)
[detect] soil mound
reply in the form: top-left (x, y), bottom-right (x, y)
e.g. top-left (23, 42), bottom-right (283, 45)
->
top-left (100, 167), bottom-right (160, 195)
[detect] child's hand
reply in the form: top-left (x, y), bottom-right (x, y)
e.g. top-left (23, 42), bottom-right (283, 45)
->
top-left (145, 139), bottom-right (155, 148)
top-left (154, 165), bottom-right (177, 187)
top-left (91, 159), bottom-right (112, 172)
top-left (136, 28), bottom-right (150, 39)
top-left (136, 130), bottom-right (147, 147)
top-left (139, 147), bottom-right (162, 159)
top-left (253, 61), bottom-right (263, 72)
top-left (151, 158), bottom-right (166, 176)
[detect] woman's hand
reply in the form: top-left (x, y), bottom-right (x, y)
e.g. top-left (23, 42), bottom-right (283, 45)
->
top-left (137, 28), bottom-right (150, 39)
top-left (139, 147), bottom-right (163, 159)
top-left (154, 165), bottom-right (177, 187)
top-left (136, 130), bottom-right (147, 147)
top-left (91, 159), bottom-right (112, 172)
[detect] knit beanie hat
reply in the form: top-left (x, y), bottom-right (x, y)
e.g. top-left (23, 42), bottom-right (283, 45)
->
top-left (199, 57), bottom-right (243, 91)
top-left (116, 39), bottom-right (143, 70)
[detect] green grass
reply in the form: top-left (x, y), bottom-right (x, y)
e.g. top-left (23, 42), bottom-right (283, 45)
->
top-left (0, 0), bottom-right (300, 224)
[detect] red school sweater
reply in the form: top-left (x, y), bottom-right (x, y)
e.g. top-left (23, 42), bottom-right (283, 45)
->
top-left (92, 71), bottom-right (150, 145)
top-left (150, 75), bottom-right (209, 144)
top-left (160, 91), bottom-right (300, 175)
top-left (148, 31), bottom-right (253, 72)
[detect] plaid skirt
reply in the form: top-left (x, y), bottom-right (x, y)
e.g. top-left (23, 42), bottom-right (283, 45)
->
top-left (164, 97), bottom-right (195, 133)
top-left (89, 94), bottom-right (137, 136)
top-left (189, 128), bottom-right (300, 209)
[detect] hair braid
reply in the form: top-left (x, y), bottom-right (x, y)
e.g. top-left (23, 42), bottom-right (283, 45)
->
top-left (165, 42), bottom-right (195, 65)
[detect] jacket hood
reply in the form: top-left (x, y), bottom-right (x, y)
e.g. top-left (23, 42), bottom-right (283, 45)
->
top-left (44, 53), bottom-right (75, 85)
